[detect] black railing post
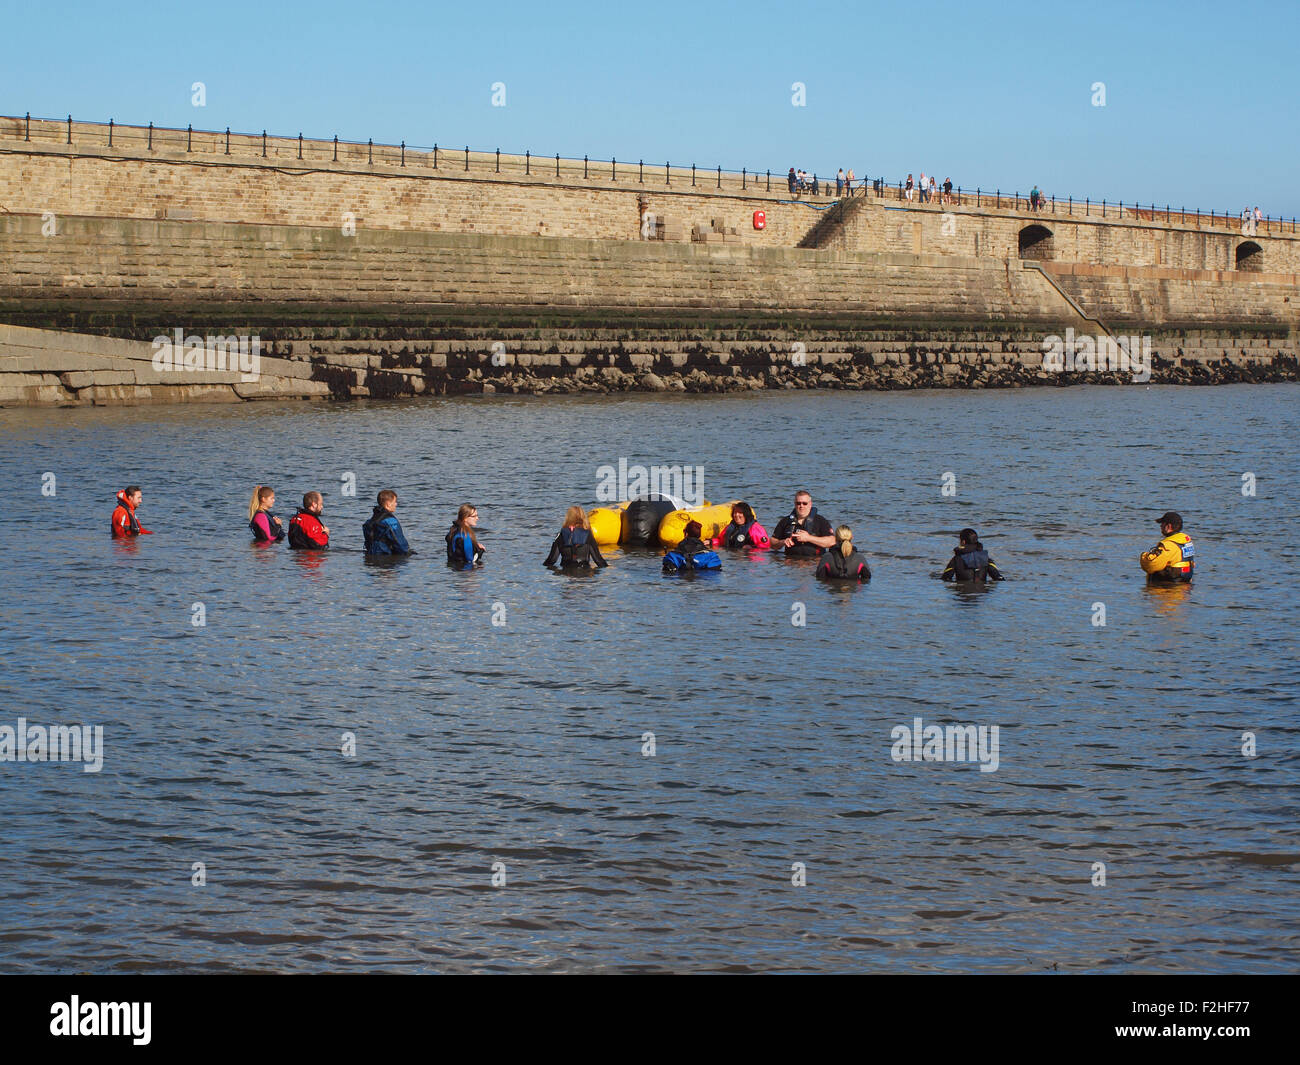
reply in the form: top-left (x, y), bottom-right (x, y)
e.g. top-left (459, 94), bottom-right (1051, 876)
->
top-left (187, 123), bottom-right (192, 152)
top-left (1085, 197), bottom-right (1089, 216)
top-left (692, 163), bottom-right (696, 187)
top-left (996, 188), bottom-right (1000, 208)
top-left (368, 138), bottom-right (373, 164)
top-left (583, 154), bottom-right (588, 178)
top-left (149, 122), bottom-right (154, 151)
top-left (262, 130), bottom-right (267, 157)
top-left (108, 119), bottom-right (114, 147)
top-left (665, 161), bottom-right (670, 185)
top-left (612, 156), bottom-right (616, 181)
top-left (1102, 199), bottom-right (1106, 218)
top-left (332, 134), bottom-right (337, 161)
top-left (555, 153), bottom-right (559, 177)
top-left (742, 167), bottom-right (746, 190)
top-left (226, 127), bottom-right (232, 155)
top-left (976, 187), bottom-right (980, 207)
top-left (24, 112), bottom-right (30, 141)
top-left (525, 150), bottom-right (530, 175)
top-left (639, 159), bottom-right (643, 183)
top-left (400, 140), bottom-right (405, 166)
top-left (766, 169), bottom-right (770, 192)
top-left (464, 145), bottom-right (468, 171)
top-left (66, 114), bottom-right (71, 144)
top-left (298, 132), bottom-right (303, 159)
top-left (1068, 195), bottom-right (1072, 215)
top-left (434, 144), bottom-right (439, 168)
top-left (717, 164), bottom-right (721, 189)
top-left (496, 148), bottom-right (500, 173)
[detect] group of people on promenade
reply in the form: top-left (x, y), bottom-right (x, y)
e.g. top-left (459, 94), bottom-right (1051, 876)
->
top-left (1241, 206), bottom-right (1264, 235)
top-left (109, 486), bottom-right (1196, 585)
top-left (903, 173), bottom-right (955, 206)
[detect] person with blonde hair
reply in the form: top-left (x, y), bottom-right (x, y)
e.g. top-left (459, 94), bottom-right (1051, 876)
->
top-left (248, 485), bottom-right (285, 542)
top-left (446, 503), bottom-right (485, 567)
top-left (544, 505), bottom-right (607, 568)
top-left (815, 524), bottom-right (871, 580)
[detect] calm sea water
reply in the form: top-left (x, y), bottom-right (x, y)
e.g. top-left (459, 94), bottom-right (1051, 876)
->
top-left (0, 385), bottom-right (1296, 973)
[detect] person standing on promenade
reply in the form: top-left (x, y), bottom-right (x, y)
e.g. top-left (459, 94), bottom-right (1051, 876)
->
top-left (929, 175), bottom-right (938, 204)
top-left (1139, 511), bottom-right (1195, 583)
top-left (836, 168), bottom-right (845, 196)
top-left (771, 491), bottom-right (836, 558)
top-left (110, 486), bottom-right (152, 538)
top-left (943, 176), bottom-right (953, 205)
top-left (905, 174), bottom-right (914, 202)
top-left (846, 167), bottom-right (856, 196)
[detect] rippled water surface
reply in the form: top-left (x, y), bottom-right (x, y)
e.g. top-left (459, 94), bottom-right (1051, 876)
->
top-left (1, 385), bottom-right (1297, 973)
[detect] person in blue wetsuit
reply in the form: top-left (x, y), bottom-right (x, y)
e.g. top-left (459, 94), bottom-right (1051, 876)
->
top-left (544, 506), bottom-right (607, 569)
top-left (445, 504), bottom-right (485, 567)
top-left (663, 521), bottom-right (722, 572)
top-left (363, 489), bottom-right (414, 555)
top-left (941, 528), bottom-right (1004, 582)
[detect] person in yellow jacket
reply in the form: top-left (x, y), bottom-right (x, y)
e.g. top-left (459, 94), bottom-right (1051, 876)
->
top-left (1140, 511), bottom-right (1195, 582)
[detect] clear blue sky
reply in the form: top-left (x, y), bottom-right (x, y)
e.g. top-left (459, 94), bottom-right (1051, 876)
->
top-left (2, 0), bottom-right (1296, 216)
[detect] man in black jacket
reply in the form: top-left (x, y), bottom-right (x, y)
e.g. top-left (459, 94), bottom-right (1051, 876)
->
top-left (771, 491), bottom-right (836, 557)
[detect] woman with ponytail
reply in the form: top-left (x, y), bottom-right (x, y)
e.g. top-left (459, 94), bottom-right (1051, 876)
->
top-left (445, 503), bottom-right (485, 567)
top-left (815, 524), bottom-right (871, 581)
top-left (248, 485), bottom-right (285, 543)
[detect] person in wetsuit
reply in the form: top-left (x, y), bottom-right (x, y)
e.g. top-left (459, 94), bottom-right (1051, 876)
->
top-left (771, 491), bottom-right (836, 557)
top-left (363, 489), bottom-right (415, 555)
top-left (663, 520), bottom-right (721, 572)
top-left (544, 506), bottom-right (607, 569)
top-left (288, 491), bottom-right (330, 549)
top-left (1139, 511), bottom-right (1194, 583)
top-left (941, 528), bottom-right (1004, 582)
top-left (248, 485), bottom-right (286, 543)
top-left (110, 486), bottom-right (152, 538)
top-left (446, 503), bottom-right (485, 567)
top-left (712, 502), bottom-right (771, 550)
top-left (816, 525), bottom-right (871, 580)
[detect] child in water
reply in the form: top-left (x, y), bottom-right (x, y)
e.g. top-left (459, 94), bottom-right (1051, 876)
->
top-left (446, 504), bottom-right (485, 567)
top-left (712, 501), bottom-right (770, 550)
top-left (248, 485), bottom-right (285, 542)
top-left (363, 490), bottom-right (414, 555)
top-left (544, 506), bottom-right (607, 568)
top-left (288, 491), bottom-right (330, 549)
top-left (815, 525), bottom-right (871, 580)
top-left (941, 528), bottom-right (1004, 582)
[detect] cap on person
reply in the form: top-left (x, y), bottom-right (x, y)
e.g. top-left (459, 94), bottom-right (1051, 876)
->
top-left (1156, 511), bottom-right (1183, 531)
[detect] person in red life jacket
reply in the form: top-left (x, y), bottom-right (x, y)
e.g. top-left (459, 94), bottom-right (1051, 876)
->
top-left (288, 491), bottom-right (330, 549)
top-left (771, 490), bottom-right (836, 557)
top-left (248, 485), bottom-right (285, 543)
top-left (110, 485), bottom-right (152, 538)
top-left (712, 501), bottom-right (771, 550)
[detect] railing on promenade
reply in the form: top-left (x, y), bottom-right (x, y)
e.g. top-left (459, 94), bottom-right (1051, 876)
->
top-left (3, 112), bottom-right (1295, 236)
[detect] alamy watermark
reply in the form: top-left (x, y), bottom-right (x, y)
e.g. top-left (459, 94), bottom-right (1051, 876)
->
top-left (151, 328), bottom-right (261, 382)
top-left (596, 458), bottom-right (704, 507)
top-left (890, 716), bottom-right (999, 773)
top-left (1041, 328), bottom-right (1151, 383)
top-left (0, 717), bottom-right (103, 772)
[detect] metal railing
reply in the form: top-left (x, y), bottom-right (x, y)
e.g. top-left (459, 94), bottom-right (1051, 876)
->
top-left (4, 112), bottom-right (1296, 236)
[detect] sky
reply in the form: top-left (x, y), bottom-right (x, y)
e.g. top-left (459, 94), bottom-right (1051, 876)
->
top-left (2, 0), bottom-right (1297, 216)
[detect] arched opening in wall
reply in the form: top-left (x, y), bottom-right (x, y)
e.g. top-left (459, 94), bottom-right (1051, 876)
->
top-left (1236, 241), bottom-right (1263, 272)
top-left (1018, 224), bottom-right (1054, 260)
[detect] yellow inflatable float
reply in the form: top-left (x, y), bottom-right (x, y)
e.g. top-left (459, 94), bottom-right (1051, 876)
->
top-left (588, 502), bottom-right (627, 546)
top-left (658, 501), bottom-right (744, 548)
